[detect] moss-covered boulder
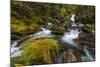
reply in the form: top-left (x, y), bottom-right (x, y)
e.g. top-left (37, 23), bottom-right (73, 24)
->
top-left (12, 38), bottom-right (62, 65)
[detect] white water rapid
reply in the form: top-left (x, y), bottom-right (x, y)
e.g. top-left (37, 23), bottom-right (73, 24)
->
top-left (61, 29), bottom-right (80, 48)
top-left (61, 14), bottom-right (94, 62)
top-left (61, 14), bottom-right (80, 48)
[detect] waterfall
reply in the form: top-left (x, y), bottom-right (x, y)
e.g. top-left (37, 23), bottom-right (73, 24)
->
top-left (61, 14), bottom-right (95, 62)
top-left (61, 14), bottom-right (80, 49)
top-left (61, 29), bottom-right (80, 48)
top-left (71, 14), bottom-right (77, 27)
top-left (71, 14), bottom-right (75, 23)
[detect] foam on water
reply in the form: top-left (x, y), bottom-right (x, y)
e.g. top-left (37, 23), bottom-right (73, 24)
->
top-left (61, 29), bottom-right (80, 48)
top-left (33, 27), bottom-right (52, 38)
top-left (11, 41), bottom-right (22, 58)
top-left (61, 14), bottom-right (80, 48)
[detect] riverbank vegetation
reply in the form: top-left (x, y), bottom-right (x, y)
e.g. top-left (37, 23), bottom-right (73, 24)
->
top-left (11, 1), bottom-right (95, 40)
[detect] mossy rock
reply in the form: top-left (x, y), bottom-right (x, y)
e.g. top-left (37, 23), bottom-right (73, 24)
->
top-left (12, 38), bottom-right (62, 65)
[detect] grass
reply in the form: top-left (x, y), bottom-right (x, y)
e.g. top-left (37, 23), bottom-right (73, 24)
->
top-left (12, 38), bottom-right (62, 65)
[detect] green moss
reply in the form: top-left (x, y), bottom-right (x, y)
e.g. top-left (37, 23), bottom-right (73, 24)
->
top-left (13, 38), bottom-right (61, 65)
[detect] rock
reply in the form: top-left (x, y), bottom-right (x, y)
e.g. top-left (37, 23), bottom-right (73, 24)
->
top-left (57, 49), bottom-right (81, 63)
top-left (77, 31), bottom-right (95, 48)
top-left (64, 49), bottom-right (78, 63)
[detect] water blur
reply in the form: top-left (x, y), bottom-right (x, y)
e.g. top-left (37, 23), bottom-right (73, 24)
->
top-left (11, 14), bottom-right (95, 62)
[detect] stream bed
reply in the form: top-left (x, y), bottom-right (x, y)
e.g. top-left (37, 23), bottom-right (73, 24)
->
top-left (11, 14), bottom-right (95, 66)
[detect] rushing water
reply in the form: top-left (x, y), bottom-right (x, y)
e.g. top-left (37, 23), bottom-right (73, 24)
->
top-left (11, 41), bottom-right (22, 58)
top-left (11, 14), bottom-right (95, 64)
top-left (81, 46), bottom-right (95, 61)
top-left (33, 27), bottom-right (52, 38)
top-left (11, 41), bottom-right (18, 55)
top-left (61, 29), bottom-right (80, 48)
top-left (61, 14), bottom-right (80, 49)
top-left (11, 27), bottom-right (52, 58)
top-left (60, 14), bottom-right (94, 62)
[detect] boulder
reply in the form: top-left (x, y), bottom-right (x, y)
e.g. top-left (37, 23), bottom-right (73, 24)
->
top-left (57, 49), bottom-right (81, 63)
